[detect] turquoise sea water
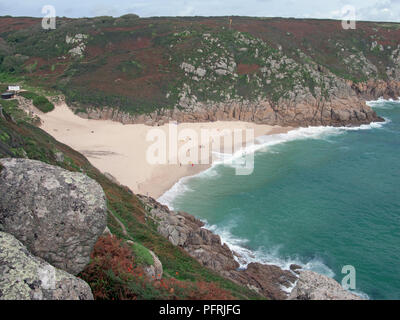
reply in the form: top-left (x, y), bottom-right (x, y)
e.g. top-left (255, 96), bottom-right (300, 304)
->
top-left (159, 100), bottom-right (400, 300)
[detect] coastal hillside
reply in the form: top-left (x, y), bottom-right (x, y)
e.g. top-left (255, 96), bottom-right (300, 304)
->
top-left (0, 100), bottom-right (261, 300)
top-left (1, 16), bottom-right (399, 125)
top-left (0, 86), bottom-right (363, 300)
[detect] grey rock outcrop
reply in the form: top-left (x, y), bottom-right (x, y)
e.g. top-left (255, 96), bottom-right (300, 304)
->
top-left (144, 250), bottom-right (163, 281)
top-left (54, 151), bottom-right (64, 163)
top-left (139, 196), bottom-right (239, 272)
top-left (223, 263), bottom-right (296, 300)
top-left (352, 79), bottom-right (400, 101)
top-left (0, 158), bottom-right (107, 275)
top-left (0, 231), bottom-right (93, 300)
top-left (288, 270), bottom-right (363, 300)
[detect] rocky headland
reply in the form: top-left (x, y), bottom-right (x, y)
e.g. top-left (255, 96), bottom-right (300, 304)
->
top-left (3, 16), bottom-right (398, 130)
top-left (74, 92), bottom-right (384, 128)
top-left (0, 158), bottom-right (107, 300)
top-left (71, 78), bottom-right (394, 128)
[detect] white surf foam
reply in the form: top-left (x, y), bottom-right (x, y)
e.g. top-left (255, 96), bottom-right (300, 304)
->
top-left (215, 119), bottom-right (389, 171)
top-left (157, 176), bottom-right (194, 211)
top-left (157, 163), bottom-right (223, 210)
top-left (158, 119), bottom-right (389, 208)
top-left (204, 220), bottom-right (370, 298)
top-left (367, 97), bottom-right (400, 109)
top-left (205, 220), bottom-right (335, 276)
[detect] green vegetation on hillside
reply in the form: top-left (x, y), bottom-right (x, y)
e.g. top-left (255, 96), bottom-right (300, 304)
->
top-left (129, 241), bottom-right (154, 266)
top-left (0, 16), bottom-right (399, 115)
top-left (33, 95), bottom-right (54, 112)
top-left (19, 91), bottom-right (54, 113)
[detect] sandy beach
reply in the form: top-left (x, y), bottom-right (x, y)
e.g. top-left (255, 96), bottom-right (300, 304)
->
top-left (38, 103), bottom-right (291, 198)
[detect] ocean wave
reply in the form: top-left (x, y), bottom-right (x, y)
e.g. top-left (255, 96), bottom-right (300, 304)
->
top-left (367, 97), bottom-right (400, 109)
top-left (158, 119), bottom-right (389, 208)
top-left (204, 220), bottom-right (335, 277)
top-left (157, 176), bottom-right (194, 211)
top-left (210, 119), bottom-right (389, 170)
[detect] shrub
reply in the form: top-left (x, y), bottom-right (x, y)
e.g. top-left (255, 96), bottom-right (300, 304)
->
top-left (120, 14), bottom-right (140, 19)
top-left (0, 55), bottom-right (28, 73)
top-left (19, 91), bottom-right (38, 100)
top-left (129, 242), bottom-right (154, 266)
top-left (80, 235), bottom-right (235, 300)
top-left (79, 235), bottom-right (146, 300)
top-left (32, 95), bottom-right (54, 113)
top-left (20, 91), bottom-right (54, 113)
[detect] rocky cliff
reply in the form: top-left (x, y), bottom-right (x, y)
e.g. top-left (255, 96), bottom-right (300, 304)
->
top-left (352, 79), bottom-right (400, 101)
top-left (289, 270), bottom-right (362, 300)
top-left (1, 16), bottom-right (399, 128)
top-left (0, 158), bottom-right (107, 275)
top-left (75, 93), bottom-right (383, 127)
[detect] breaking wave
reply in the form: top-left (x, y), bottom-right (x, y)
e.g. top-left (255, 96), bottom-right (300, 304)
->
top-left (158, 119), bottom-right (389, 209)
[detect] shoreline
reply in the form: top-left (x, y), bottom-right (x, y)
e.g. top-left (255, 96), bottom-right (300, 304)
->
top-left (157, 115), bottom-right (389, 209)
top-left (38, 102), bottom-right (293, 199)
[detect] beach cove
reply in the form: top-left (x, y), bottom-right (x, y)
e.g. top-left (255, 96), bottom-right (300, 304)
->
top-left (38, 102), bottom-right (291, 199)
top-left (36, 98), bottom-right (400, 299)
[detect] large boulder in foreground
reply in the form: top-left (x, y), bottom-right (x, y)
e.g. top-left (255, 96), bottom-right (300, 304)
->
top-left (0, 232), bottom-right (93, 300)
top-left (288, 270), bottom-right (363, 300)
top-left (0, 158), bottom-right (107, 275)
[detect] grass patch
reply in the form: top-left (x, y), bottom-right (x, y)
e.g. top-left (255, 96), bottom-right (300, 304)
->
top-left (19, 91), bottom-right (38, 100)
top-left (33, 96), bottom-right (54, 113)
top-left (129, 241), bottom-right (154, 266)
top-left (19, 91), bottom-right (54, 113)
top-left (20, 92), bottom-right (55, 113)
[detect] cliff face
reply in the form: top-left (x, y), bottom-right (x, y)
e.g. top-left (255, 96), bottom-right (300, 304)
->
top-left (352, 79), bottom-right (400, 101)
top-left (76, 92), bottom-right (382, 127)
